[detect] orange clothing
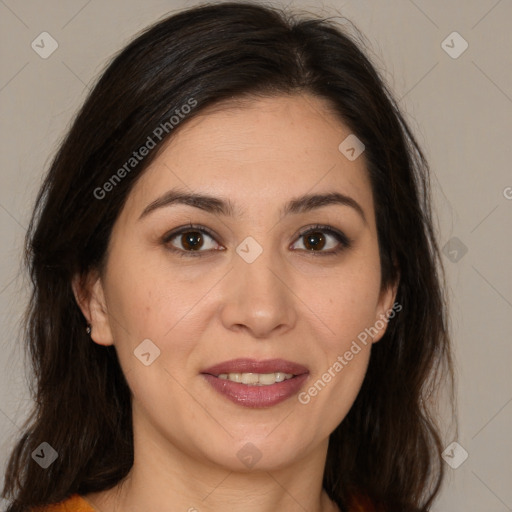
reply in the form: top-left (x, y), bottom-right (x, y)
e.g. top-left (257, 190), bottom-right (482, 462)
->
top-left (31, 494), bottom-right (96, 512)
top-left (32, 492), bottom-right (375, 511)
top-left (349, 493), bottom-right (377, 511)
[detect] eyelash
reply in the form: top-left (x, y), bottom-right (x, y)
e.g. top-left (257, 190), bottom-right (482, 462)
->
top-left (162, 223), bottom-right (352, 258)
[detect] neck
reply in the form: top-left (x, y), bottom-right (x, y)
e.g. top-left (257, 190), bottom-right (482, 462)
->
top-left (87, 412), bottom-right (338, 512)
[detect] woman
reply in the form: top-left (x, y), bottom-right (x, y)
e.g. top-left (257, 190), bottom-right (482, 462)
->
top-left (2, 2), bottom-right (455, 511)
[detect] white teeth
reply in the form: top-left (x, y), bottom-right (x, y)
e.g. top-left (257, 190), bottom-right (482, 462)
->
top-left (259, 373), bottom-right (279, 385)
top-left (228, 372), bottom-right (242, 383)
top-left (217, 372), bottom-right (294, 386)
top-left (241, 373), bottom-right (259, 384)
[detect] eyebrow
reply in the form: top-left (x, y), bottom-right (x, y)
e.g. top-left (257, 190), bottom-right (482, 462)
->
top-left (139, 188), bottom-right (366, 224)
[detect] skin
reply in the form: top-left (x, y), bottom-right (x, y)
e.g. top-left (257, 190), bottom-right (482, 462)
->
top-left (74, 93), bottom-right (397, 512)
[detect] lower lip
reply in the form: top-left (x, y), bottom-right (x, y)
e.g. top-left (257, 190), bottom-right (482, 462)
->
top-left (202, 374), bottom-right (309, 408)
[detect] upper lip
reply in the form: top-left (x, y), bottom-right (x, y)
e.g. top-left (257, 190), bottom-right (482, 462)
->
top-left (201, 358), bottom-right (309, 376)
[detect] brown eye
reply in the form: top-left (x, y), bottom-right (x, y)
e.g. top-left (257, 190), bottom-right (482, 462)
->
top-left (164, 225), bottom-right (221, 256)
top-left (163, 223), bottom-right (350, 258)
top-left (303, 231), bottom-right (327, 251)
top-left (291, 225), bottom-right (351, 255)
top-left (179, 231), bottom-right (204, 251)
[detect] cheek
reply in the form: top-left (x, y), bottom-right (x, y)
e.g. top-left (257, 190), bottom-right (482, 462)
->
top-left (103, 247), bottom-right (221, 378)
top-left (304, 252), bottom-right (382, 348)
top-left (294, 249), bottom-right (381, 417)
top-left (105, 246), bottom-right (196, 334)
top-left (295, 315), bottom-right (372, 443)
top-left (101, 258), bottom-right (206, 425)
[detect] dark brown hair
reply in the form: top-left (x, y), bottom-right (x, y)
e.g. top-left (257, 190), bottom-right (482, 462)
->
top-left (2, 2), bottom-right (454, 510)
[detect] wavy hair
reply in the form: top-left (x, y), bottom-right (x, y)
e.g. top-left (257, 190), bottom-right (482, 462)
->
top-left (2, 2), bottom-right (455, 510)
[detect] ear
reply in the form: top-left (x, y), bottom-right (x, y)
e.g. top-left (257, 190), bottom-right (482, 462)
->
top-left (72, 270), bottom-right (114, 346)
top-left (371, 276), bottom-right (400, 344)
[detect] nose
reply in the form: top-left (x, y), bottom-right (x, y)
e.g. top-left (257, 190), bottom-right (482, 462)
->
top-left (219, 241), bottom-right (297, 339)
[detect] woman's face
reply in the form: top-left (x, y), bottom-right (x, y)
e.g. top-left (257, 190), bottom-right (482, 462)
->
top-left (82, 94), bottom-right (396, 472)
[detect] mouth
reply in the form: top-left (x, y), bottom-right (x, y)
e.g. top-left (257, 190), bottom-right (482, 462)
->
top-left (201, 358), bottom-right (309, 408)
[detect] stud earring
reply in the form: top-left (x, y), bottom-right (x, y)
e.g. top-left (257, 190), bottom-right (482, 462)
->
top-left (86, 324), bottom-right (92, 335)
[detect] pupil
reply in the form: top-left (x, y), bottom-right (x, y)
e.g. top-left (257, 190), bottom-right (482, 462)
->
top-left (305, 232), bottom-right (325, 251)
top-left (183, 232), bottom-right (202, 250)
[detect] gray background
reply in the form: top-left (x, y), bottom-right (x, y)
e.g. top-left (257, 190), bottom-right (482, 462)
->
top-left (1, 0), bottom-right (511, 510)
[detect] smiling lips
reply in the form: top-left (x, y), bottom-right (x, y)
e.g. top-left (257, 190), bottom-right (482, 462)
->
top-left (201, 358), bottom-right (309, 408)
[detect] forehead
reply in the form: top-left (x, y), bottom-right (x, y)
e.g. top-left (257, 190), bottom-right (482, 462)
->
top-left (127, 94), bottom-right (373, 217)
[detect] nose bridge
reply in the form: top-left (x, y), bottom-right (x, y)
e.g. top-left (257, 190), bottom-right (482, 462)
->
top-left (220, 235), bottom-right (297, 336)
top-left (238, 239), bottom-right (280, 294)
